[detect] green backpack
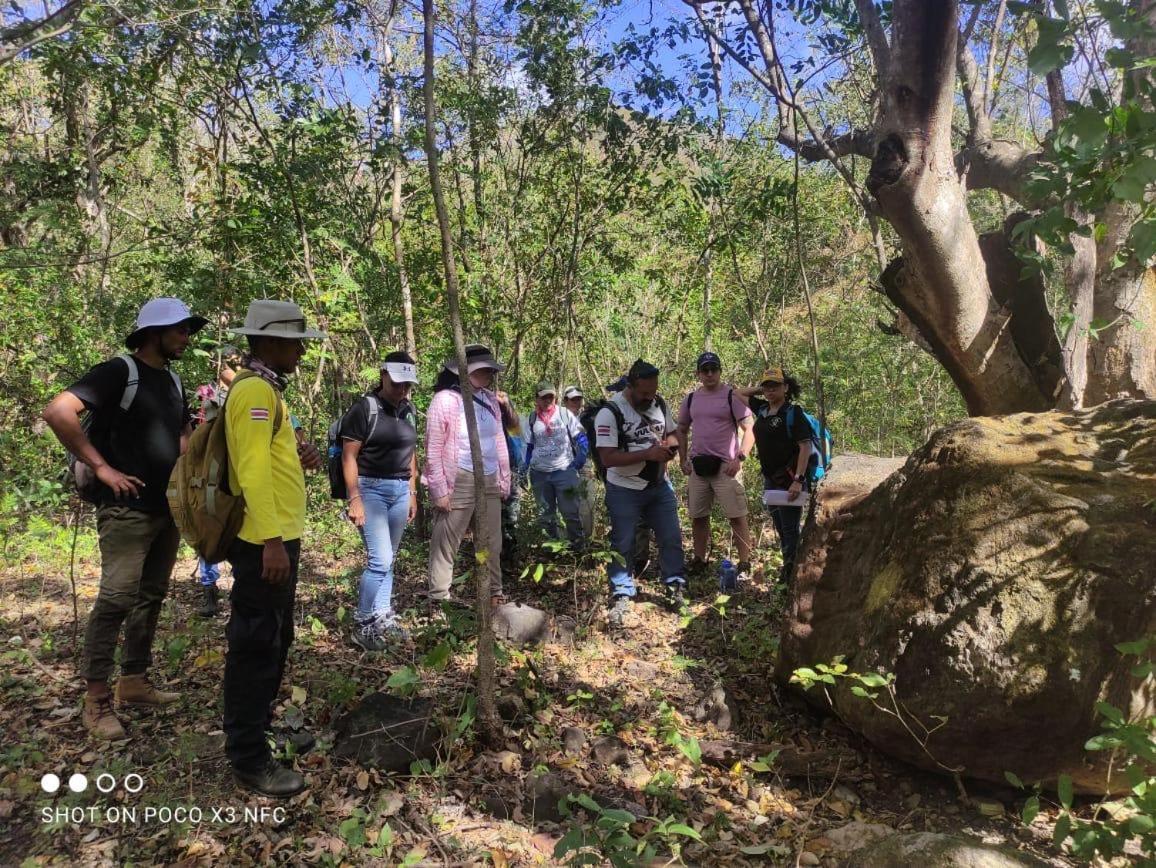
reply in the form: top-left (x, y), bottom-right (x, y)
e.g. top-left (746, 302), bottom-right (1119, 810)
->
top-left (166, 371), bottom-right (282, 563)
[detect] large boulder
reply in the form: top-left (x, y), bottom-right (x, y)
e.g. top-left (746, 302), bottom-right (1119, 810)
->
top-left (845, 833), bottom-right (1049, 868)
top-left (332, 693), bottom-right (440, 773)
top-left (776, 401), bottom-right (1156, 793)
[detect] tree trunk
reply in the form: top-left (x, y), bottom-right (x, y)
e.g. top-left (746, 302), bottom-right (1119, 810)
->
top-left (422, 0), bottom-right (500, 744)
top-left (868, 0), bottom-right (1051, 415)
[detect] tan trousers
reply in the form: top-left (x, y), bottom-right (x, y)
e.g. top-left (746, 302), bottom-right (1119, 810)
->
top-left (429, 469), bottom-right (503, 600)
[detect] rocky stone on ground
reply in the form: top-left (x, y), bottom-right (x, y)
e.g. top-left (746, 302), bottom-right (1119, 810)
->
top-left (777, 404), bottom-right (1156, 793)
top-left (591, 735), bottom-right (629, 766)
top-left (692, 683), bottom-right (738, 731)
top-left (331, 692), bottom-right (440, 773)
top-left (845, 832), bottom-right (1050, 867)
top-left (492, 602), bottom-right (553, 645)
top-left (561, 726), bottom-right (586, 756)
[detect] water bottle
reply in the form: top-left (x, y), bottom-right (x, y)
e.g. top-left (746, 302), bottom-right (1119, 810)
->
top-left (719, 558), bottom-right (737, 592)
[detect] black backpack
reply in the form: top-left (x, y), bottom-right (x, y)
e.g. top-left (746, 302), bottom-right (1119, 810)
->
top-left (326, 396), bottom-right (380, 499)
top-left (579, 395), bottom-right (667, 481)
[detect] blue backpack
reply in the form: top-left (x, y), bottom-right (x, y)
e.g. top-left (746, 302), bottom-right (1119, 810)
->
top-left (786, 404), bottom-right (834, 483)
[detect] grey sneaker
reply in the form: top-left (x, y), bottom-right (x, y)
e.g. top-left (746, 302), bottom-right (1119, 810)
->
top-left (607, 595), bottom-right (631, 630)
top-left (378, 616), bottom-right (410, 643)
top-left (736, 561), bottom-right (752, 583)
top-left (664, 582), bottom-right (687, 612)
top-left (351, 624), bottom-right (387, 652)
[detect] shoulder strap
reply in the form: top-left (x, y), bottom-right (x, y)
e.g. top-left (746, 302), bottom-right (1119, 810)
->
top-left (365, 395), bottom-right (380, 441)
top-left (526, 412), bottom-right (536, 446)
top-left (727, 388), bottom-right (737, 429)
top-left (118, 354), bottom-right (139, 411)
top-left (606, 401), bottom-right (627, 449)
top-left (685, 390), bottom-right (693, 419)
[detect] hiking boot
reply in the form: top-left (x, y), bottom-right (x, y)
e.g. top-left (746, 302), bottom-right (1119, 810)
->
top-left (116, 674), bottom-right (180, 707)
top-left (196, 583), bottom-right (219, 618)
top-left (272, 728), bottom-right (316, 756)
top-left (607, 595), bottom-right (631, 630)
top-left (233, 759), bottom-right (306, 798)
top-left (83, 693), bottom-right (126, 740)
top-left (664, 582), bottom-right (687, 612)
top-left (350, 624), bottom-right (387, 653)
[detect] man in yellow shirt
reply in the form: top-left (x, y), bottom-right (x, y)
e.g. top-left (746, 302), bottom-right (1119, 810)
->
top-left (223, 300), bottom-right (325, 798)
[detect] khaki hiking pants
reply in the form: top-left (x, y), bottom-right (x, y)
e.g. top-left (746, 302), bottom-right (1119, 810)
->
top-left (429, 469), bottom-right (503, 601)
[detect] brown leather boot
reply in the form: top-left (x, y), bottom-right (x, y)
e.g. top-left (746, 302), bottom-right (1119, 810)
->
top-left (115, 674), bottom-right (180, 707)
top-left (83, 693), bottom-right (127, 739)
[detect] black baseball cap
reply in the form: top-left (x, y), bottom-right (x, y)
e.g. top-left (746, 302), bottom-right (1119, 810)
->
top-left (696, 351), bottom-right (721, 371)
top-left (627, 359), bottom-right (660, 381)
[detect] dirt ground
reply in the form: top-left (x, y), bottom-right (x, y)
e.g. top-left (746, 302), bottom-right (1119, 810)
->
top-left (0, 503), bottom-right (1079, 866)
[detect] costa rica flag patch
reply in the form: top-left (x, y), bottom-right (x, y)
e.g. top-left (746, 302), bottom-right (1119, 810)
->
top-left (250, 408), bottom-right (270, 421)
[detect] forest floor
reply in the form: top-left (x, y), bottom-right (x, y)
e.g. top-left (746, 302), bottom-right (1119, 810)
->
top-left (0, 503), bottom-right (1080, 867)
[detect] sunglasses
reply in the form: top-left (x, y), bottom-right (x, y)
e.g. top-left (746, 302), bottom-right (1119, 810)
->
top-left (699, 365), bottom-right (721, 374)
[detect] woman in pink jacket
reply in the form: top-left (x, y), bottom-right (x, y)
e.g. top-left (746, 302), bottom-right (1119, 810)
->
top-left (424, 344), bottom-right (512, 608)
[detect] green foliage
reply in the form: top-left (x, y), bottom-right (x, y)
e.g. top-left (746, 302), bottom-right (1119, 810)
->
top-left (553, 793), bottom-right (702, 867)
top-left (1004, 638), bottom-right (1156, 861)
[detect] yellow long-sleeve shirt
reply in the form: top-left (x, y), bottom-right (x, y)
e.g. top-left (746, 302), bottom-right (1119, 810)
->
top-left (226, 375), bottom-right (306, 544)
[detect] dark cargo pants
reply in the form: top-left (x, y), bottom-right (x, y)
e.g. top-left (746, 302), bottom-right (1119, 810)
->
top-left (223, 538), bottom-right (300, 773)
top-left (82, 506), bottom-right (180, 682)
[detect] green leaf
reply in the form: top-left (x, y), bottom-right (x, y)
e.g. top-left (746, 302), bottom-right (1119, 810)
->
top-left (857, 672), bottom-right (891, 687)
top-left (1053, 812), bottom-right (1072, 848)
top-left (1095, 701), bottom-right (1125, 725)
top-left (1131, 217), bottom-right (1156, 264)
top-left (662, 822), bottom-right (702, 840)
top-left (1021, 794), bottom-right (1040, 825)
top-left (386, 665), bottom-right (421, 696)
top-left (1115, 638), bottom-right (1150, 656)
top-left (1057, 774), bottom-right (1073, 808)
top-left (678, 736), bottom-right (702, 765)
top-left (1057, 106), bottom-right (1108, 156)
top-left (421, 642), bottom-right (452, 670)
top-left (1112, 155), bottom-right (1156, 203)
top-left (1004, 771), bottom-right (1024, 789)
top-left (533, 563), bottom-right (544, 583)
top-left (1027, 18), bottom-right (1074, 75)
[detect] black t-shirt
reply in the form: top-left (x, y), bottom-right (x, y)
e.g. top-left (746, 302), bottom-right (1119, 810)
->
top-left (68, 356), bottom-right (190, 514)
top-left (750, 398), bottom-right (815, 489)
top-left (340, 393), bottom-right (417, 480)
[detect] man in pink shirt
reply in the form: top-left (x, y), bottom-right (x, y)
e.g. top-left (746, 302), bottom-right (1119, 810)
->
top-left (676, 352), bottom-right (755, 580)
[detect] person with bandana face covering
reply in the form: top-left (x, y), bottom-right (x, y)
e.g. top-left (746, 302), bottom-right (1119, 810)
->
top-left (220, 300), bottom-right (326, 798)
top-left (339, 351), bottom-right (420, 651)
top-left (523, 381), bottom-right (589, 546)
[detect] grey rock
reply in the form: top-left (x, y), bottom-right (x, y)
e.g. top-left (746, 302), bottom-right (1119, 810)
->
top-left (331, 692), bottom-right (439, 773)
top-left (493, 602), bottom-right (552, 646)
top-left (525, 771), bottom-right (576, 823)
top-left (846, 833), bottom-right (1049, 868)
top-left (777, 406), bottom-right (1156, 794)
top-left (562, 727), bottom-right (587, 756)
top-left (591, 735), bottom-right (629, 766)
top-left (692, 684), bottom-right (738, 732)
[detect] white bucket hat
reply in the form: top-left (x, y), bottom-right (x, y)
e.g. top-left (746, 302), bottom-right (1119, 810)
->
top-left (125, 297), bottom-right (208, 348)
top-left (229, 300), bottom-right (327, 340)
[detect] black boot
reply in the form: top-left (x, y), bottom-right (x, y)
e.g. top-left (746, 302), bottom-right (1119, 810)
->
top-left (196, 584), bottom-right (219, 618)
top-left (233, 759), bottom-right (305, 798)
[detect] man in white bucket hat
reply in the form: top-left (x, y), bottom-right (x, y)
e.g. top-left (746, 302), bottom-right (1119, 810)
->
top-left (42, 297), bottom-right (207, 740)
top-left (220, 299), bottom-right (326, 798)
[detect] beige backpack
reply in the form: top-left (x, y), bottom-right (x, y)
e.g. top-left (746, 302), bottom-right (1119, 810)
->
top-left (167, 371), bottom-right (283, 562)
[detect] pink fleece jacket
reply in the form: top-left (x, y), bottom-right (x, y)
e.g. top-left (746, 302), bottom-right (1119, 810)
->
top-left (423, 388), bottom-right (511, 501)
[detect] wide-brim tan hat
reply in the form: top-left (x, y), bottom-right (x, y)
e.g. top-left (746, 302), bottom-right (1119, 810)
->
top-left (229, 300), bottom-right (327, 340)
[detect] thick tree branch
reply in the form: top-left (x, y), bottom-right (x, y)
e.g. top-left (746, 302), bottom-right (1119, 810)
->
top-left (852, 0), bottom-right (890, 81)
top-left (956, 39), bottom-right (992, 145)
top-left (0, 0), bottom-right (86, 65)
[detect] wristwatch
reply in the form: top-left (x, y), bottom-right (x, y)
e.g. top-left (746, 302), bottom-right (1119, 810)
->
top-left (737, 453), bottom-right (746, 462)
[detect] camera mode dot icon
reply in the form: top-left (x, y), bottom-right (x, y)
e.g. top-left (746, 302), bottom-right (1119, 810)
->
top-left (68, 773), bottom-right (88, 793)
top-left (40, 773), bottom-right (61, 794)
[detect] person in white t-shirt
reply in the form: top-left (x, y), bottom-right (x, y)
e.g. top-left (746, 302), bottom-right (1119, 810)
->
top-left (524, 381), bottom-right (589, 545)
top-left (594, 359), bottom-right (686, 628)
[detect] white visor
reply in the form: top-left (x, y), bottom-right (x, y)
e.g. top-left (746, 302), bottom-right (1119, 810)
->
top-left (384, 362), bottom-right (418, 383)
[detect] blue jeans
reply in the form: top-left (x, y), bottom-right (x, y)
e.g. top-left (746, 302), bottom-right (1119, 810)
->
top-left (604, 479), bottom-right (685, 597)
top-left (356, 477), bottom-right (411, 627)
top-left (529, 467), bottom-right (585, 543)
top-left (198, 559), bottom-right (219, 586)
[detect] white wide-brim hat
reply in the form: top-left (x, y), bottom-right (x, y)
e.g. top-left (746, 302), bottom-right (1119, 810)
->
top-left (125, 297), bottom-right (208, 348)
top-left (229, 300), bottom-right (327, 340)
